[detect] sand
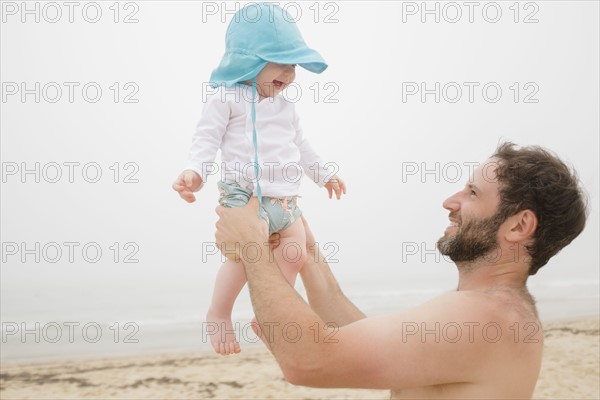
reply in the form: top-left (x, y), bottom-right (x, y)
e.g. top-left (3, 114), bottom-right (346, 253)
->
top-left (1, 317), bottom-right (598, 399)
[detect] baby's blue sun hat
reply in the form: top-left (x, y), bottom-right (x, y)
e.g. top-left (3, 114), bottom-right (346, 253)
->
top-left (210, 2), bottom-right (328, 87)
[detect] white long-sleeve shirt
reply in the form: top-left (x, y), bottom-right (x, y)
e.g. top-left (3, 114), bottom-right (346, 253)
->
top-left (185, 84), bottom-right (332, 197)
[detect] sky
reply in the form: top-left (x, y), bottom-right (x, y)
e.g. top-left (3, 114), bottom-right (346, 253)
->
top-left (1, 1), bottom-right (599, 354)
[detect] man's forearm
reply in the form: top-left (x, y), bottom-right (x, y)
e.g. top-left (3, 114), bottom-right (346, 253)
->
top-left (300, 246), bottom-right (366, 326)
top-left (242, 244), bottom-right (331, 376)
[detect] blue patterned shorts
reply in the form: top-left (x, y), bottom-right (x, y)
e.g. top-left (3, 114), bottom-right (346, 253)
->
top-left (217, 181), bottom-right (302, 235)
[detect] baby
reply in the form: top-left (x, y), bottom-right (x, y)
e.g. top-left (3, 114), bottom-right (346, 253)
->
top-left (172, 3), bottom-right (345, 355)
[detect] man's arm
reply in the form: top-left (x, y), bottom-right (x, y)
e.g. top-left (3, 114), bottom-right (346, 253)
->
top-left (298, 216), bottom-right (366, 326)
top-left (215, 200), bottom-right (507, 390)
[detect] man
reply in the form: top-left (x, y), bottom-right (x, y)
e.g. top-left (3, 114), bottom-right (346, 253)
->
top-left (214, 143), bottom-right (587, 399)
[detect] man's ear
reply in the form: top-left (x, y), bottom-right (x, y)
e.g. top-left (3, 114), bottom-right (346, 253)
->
top-left (504, 210), bottom-right (538, 243)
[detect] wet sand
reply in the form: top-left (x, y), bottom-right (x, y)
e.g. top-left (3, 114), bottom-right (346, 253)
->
top-left (1, 317), bottom-right (598, 399)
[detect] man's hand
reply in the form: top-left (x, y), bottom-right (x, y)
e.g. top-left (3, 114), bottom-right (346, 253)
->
top-left (324, 175), bottom-right (347, 200)
top-left (215, 198), bottom-right (269, 261)
top-left (172, 170), bottom-right (203, 203)
top-left (268, 232), bottom-right (281, 251)
top-left (268, 216), bottom-right (314, 251)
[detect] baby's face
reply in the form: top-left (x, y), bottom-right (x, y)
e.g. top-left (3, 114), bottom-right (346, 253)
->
top-left (255, 63), bottom-right (296, 98)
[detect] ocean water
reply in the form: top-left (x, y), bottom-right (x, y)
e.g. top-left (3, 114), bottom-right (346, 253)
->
top-left (1, 262), bottom-right (598, 364)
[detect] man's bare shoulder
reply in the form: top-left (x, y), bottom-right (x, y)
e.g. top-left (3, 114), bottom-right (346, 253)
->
top-left (421, 288), bottom-right (539, 324)
top-left (385, 290), bottom-right (543, 398)
top-left (414, 289), bottom-right (542, 342)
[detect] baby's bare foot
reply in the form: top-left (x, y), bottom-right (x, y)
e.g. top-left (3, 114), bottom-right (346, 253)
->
top-left (206, 310), bottom-right (241, 355)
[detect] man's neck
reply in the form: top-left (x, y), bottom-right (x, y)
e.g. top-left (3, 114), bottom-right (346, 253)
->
top-left (456, 258), bottom-right (540, 319)
top-left (456, 257), bottom-right (529, 292)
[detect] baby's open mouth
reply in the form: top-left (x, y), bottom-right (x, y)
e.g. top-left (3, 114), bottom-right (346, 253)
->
top-left (273, 80), bottom-right (284, 88)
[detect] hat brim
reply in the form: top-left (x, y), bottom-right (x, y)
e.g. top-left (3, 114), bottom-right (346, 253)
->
top-left (260, 46), bottom-right (328, 74)
top-left (210, 47), bottom-right (328, 88)
top-left (209, 52), bottom-right (268, 88)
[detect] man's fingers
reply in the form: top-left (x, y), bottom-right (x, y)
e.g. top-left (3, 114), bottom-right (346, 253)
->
top-left (215, 205), bottom-right (226, 217)
top-left (247, 197), bottom-right (260, 210)
top-left (327, 186), bottom-right (333, 199)
top-left (214, 200), bottom-right (264, 261)
top-left (268, 233), bottom-right (281, 249)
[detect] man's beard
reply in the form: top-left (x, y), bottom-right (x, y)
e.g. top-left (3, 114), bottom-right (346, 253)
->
top-left (437, 212), bottom-right (505, 263)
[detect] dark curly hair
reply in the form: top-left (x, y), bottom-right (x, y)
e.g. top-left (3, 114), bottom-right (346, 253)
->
top-left (492, 142), bottom-right (588, 275)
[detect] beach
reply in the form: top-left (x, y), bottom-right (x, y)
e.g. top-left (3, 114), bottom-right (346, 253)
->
top-left (1, 317), bottom-right (598, 400)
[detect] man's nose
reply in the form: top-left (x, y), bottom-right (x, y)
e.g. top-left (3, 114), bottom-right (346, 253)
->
top-left (442, 192), bottom-right (460, 212)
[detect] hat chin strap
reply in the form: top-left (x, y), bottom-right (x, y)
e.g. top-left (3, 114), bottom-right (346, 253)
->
top-left (251, 78), bottom-right (266, 219)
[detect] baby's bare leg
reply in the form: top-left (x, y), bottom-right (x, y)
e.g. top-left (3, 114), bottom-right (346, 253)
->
top-left (273, 218), bottom-right (307, 286)
top-left (206, 258), bottom-right (247, 355)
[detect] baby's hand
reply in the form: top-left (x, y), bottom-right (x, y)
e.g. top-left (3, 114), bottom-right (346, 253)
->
top-left (172, 170), bottom-right (203, 203)
top-left (324, 175), bottom-right (346, 200)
